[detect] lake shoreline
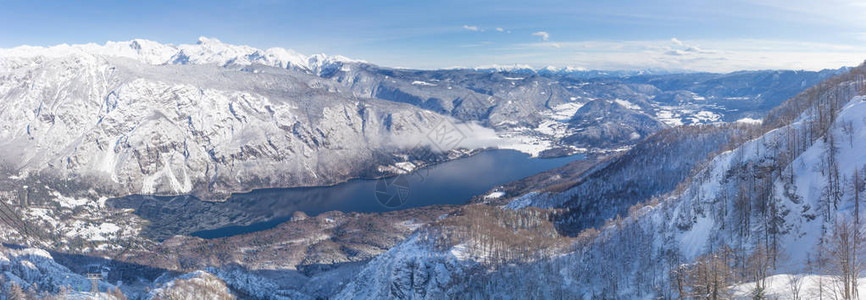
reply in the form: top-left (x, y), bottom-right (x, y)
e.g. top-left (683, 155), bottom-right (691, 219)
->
top-left (109, 149), bottom-right (586, 240)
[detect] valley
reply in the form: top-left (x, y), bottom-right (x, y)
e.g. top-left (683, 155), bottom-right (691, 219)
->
top-left (0, 37), bottom-right (863, 299)
top-left (107, 149), bottom-right (583, 240)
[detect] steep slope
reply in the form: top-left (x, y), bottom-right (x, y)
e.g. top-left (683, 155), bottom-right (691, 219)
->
top-left (0, 38), bottom-right (853, 298)
top-left (147, 270), bottom-right (235, 300)
top-left (562, 98), bottom-right (668, 148)
top-left (0, 38), bottom-right (838, 201)
top-left (0, 44), bottom-right (488, 199)
top-left (335, 64), bottom-right (866, 299)
top-left (0, 246), bottom-right (123, 298)
top-left (518, 123), bottom-right (753, 235)
top-left (318, 64), bottom-right (840, 151)
top-left (337, 205), bottom-right (569, 299)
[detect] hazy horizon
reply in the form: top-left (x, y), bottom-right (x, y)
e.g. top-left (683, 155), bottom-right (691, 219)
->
top-left (3, 0), bottom-right (866, 72)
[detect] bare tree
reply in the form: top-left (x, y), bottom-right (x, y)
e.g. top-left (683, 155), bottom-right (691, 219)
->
top-left (824, 217), bottom-right (864, 299)
top-left (686, 247), bottom-right (733, 300)
top-left (824, 131), bottom-right (844, 213)
top-left (807, 253), bottom-right (829, 300)
top-left (855, 167), bottom-right (865, 224)
top-left (841, 120), bottom-right (856, 148)
top-left (747, 243), bottom-right (773, 298)
top-left (784, 273), bottom-right (804, 300)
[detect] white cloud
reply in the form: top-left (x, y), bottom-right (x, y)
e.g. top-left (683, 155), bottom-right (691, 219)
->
top-left (377, 36), bottom-right (864, 72)
top-left (463, 25), bottom-right (480, 31)
top-left (489, 38), bottom-right (866, 72)
top-left (496, 27), bottom-right (504, 32)
top-left (664, 38), bottom-right (716, 56)
top-left (531, 31), bottom-right (550, 41)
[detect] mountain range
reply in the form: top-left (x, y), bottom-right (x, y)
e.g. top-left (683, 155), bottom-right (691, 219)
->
top-left (0, 37), bottom-right (843, 200)
top-left (0, 38), bottom-right (863, 299)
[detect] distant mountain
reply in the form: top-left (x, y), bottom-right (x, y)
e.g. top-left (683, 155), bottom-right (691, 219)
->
top-left (0, 37), bottom-right (863, 299)
top-left (0, 36), bottom-right (361, 74)
top-left (0, 38), bottom-right (480, 199)
top-left (468, 64), bottom-right (675, 78)
top-left (336, 64), bottom-right (866, 299)
top-left (0, 37), bottom-right (843, 201)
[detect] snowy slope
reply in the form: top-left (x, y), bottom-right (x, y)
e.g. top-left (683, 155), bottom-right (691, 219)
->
top-left (0, 41), bottom-right (497, 199)
top-left (0, 246), bottom-right (120, 298)
top-left (0, 37), bottom-right (857, 299)
top-left (147, 270), bottom-right (236, 300)
top-left (336, 233), bottom-right (478, 299)
top-left (0, 38), bottom-right (837, 195)
top-left (671, 95), bottom-right (866, 264)
top-left (333, 69), bottom-right (866, 299)
top-left (0, 37), bottom-right (359, 75)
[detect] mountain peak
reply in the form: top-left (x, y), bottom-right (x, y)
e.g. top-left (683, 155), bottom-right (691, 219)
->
top-left (196, 36), bottom-right (220, 45)
top-left (0, 37), bottom-right (359, 75)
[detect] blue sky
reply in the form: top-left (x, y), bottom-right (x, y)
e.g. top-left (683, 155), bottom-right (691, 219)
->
top-left (2, 0), bottom-right (866, 72)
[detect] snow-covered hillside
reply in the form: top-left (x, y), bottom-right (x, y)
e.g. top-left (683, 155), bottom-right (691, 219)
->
top-left (0, 37), bottom-right (839, 199)
top-left (0, 246), bottom-right (125, 299)
top-left (332, 66), bottom-right (866, 299)
top-left (0, 40), bottom-right (494, 199)
top-left (0, 37), bottom-right (359, 75)
top-left (0, 37), bottom-right (858, 299)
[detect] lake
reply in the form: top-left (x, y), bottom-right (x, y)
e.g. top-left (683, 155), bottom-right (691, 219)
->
top-left (108, 149), bottom-right (584, 240)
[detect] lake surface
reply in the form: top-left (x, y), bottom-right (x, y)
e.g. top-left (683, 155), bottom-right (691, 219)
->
top-left (109, 149), bottom-right (584, 240)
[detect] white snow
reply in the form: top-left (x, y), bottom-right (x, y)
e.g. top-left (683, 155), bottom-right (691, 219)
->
top-left (394, 161), bottom-right (417, 173)
top-left (497, 134), bottom-right (553, 157)
top-left (0, 36), bottom-right (362, 75)
top-left (449, 243), bottom-right (471, 261)
top-left (689, 110), bottom-right (722, 123)
top-left (411, 81), bottom-right (437, 86)
top-left (51, 191), bottom-right (90, 208)
top-left (548, 102), bottom-right (584, 121)
top-left (732, 274), bottom-right (866, 299)
top-left (0, 247), bottom-right (120, 298)
top-left (524, 102), bottom-right (586, 145)
top-left (148, 270), bottom-right (234, 299)
top-left (64, 221), bottom-right (121, 242)
top-left (483, 191), bottom-right (505, 199)
top-left (674, 95), bottom-right (866, 262)
top-left (614, 99), bottom-right (641, 110)
top-left (473, 64), bottom-right (534, 72)
top-left (736, 117), bottom-right (763, 124)
top-left (657, 110), bottom-right (684, 126)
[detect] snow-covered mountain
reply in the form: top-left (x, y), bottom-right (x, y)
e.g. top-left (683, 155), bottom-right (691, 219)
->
top-left (0, 37), bottom-right (861, 299)
top-left (0, 37), bottom-right (836, 200)
top-left (469, 64), bottom-right (669, 78)
top-left (0, 37), bottom-right (360, 75)
top-left (0, 246), bottom-right (124, 299)
top-left (332, 64), bottom-right (866, 299)
top-left (0, 38), bottom-right (497, 199)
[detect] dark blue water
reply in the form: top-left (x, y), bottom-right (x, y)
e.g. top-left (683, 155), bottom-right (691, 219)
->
top-left (111, 149), bottom-right (583, 240)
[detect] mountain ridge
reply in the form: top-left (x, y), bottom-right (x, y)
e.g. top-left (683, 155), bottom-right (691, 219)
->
top-left (0, 37), bottom-right (844, 201)
top-left (333, 63), bottom-right (866, 299)
top-left (2, 37), bottom-right (848, 78)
